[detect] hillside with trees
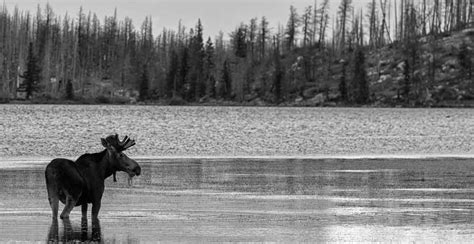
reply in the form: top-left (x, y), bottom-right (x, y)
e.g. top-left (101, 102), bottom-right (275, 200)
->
top-left (0, 0), bottom-right (473, 107)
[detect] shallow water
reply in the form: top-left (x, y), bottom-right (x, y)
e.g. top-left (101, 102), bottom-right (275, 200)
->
top-left (1, 158), bottom-right (473, 242)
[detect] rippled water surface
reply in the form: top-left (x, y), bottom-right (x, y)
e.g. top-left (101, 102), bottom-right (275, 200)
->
top-left (1, 105), bottom-right (473, 157)
top-left (1, 158), bottom-right (474, 242)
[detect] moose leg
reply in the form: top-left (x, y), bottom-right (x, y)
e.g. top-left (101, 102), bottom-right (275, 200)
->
top-left (81, 211), bottom-right (88, 241)
top-left (62, 218), bottom-right (73, 240)
top-left (91, 217), bottom-right (102, 241)
top-left (60, 187), bottom-right (82, 219)
top-left (60, 195), bottom-right (78, 219)
top-left (47, 218), bottom-right (59, 241)
top-left (81, 204), bottom-right (88, 219)
top-left (91, 202), bottom-right (101, 220)
top-left (46, 185), bottom-right (59, 219)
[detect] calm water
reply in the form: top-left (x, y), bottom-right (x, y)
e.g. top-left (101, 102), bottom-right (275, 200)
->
top-left (1, 158), bottom-right (474, 242)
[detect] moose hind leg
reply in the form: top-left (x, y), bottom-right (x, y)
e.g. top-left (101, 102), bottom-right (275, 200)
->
top-left (60, 190), bottom-right (81, 219)
top-left (49, 195), bottom-right (59, 219)
top-left (46, 183), bottom-right (59, 219)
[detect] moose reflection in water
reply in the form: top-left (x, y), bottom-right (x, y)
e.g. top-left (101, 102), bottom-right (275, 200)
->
top-left (47, 217), bottom-right (102, 242)
top-left (45, 134), bottom-right (141, 220)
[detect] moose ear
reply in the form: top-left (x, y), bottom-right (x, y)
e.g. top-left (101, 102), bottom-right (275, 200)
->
top-left (101, 138), bottom-right (109, 148)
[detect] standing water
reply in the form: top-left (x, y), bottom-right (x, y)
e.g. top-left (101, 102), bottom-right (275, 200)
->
top-left (1, 158), bottom-right (474, 242)
top-left (0, 105), bottom-right (473, 242)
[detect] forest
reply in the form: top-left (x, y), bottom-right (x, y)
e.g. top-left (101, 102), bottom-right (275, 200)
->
top-left (0, 0), bottom-right (473, 106)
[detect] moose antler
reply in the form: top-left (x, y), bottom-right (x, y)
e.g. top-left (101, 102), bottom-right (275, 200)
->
top-left (105, 134), bottom-right (136, 152)
top-left (118, 135), bottom-right (136, 151)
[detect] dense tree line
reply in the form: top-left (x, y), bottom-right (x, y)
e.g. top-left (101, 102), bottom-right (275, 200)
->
top-left (0, 1), bottom-right (472, 104)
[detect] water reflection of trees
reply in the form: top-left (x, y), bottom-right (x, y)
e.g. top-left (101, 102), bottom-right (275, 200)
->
top-left (0, 168), bottom-right (44, 196)
top-left (142, 160), bottom-right (204, 190)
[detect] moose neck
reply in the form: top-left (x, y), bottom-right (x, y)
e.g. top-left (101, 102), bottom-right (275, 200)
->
top-left (99, 150), bottom-right (119, 180)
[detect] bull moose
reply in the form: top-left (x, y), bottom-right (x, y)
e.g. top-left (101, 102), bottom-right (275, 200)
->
top-left (45, 134), bottom-right (141, 220)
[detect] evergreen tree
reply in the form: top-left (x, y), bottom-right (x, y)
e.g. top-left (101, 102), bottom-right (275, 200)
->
top-left (259, 17), bottom-right (269, 60)
top-left (339, 60), bottom-right (348, 101)
top-left (352, 48), bottom-right (369, 104)
top-left (220, 59), bottom-right (232, 99)
top-left (191, 19), bottom-right (205, 101)
top-left (273, 45), bottom-right (284, 103)
top-left (166, 50), bottom-right (179, 98)
top-left (232, 24), bottom-right (248, 58)
top-left (248, 18), bottom-right (258, 60)
top-left (402, 4), bottom-right (419, 103)
top-left (177, 47), bottom-right (189, 98)
top-left (139, 66), bottom-right (149, 101)
top-left (65, 79), bottom-right (74, 100)
top-left (204, 37), bottom-right (216, 98)
top-left (21, 42), bottom-right (41, 99)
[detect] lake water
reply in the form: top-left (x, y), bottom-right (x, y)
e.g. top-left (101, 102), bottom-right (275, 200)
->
top-left (1, 105), bottom-right (473, 157)
top-left (1, 158), bottom-right (474, 242)
top-left (1, 105), bottom-right (474, 242)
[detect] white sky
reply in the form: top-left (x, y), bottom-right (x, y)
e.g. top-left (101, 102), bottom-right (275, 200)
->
top-left (4, 0), bottom-right (374, 39)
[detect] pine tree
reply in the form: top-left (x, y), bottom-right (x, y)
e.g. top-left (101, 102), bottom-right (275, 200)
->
top-left (139, 66), bottom-right (149, 101)
top-left (166, 50), bottom-right (179, 98)
top-left (273, 41), bottom-right (284, 103)
top-left (191, 19), bottom-right (205, 101)
top-left (220, 59), bottom-right (232, 99)
top-left (248, 18), bottom-right (258, 60)
top-left (177, 47), bottom-right (189, 98)
top-left (65, 79), bottom-right (74, 100)
top-left (352, 48), bottom-right (369, 104)
top-left (232, 24), bottom-right (248, 58)
top-left (21, 42), bottom-right (41, 99)
top-left (339, 60), bottom-right (348, 101)
top-left (204, 37), bottom-right (216, 98)
top-left (259, 17), bottom-right (269, 60)
top-left (402, 3), bottom-right (420, 103)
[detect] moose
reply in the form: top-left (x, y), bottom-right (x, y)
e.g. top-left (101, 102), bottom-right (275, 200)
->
top-left (45, 134), bottom-right (141, 220)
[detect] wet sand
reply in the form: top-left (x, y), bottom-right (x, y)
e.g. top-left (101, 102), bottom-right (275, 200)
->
top-left (1, 157), bottom-right (474, 242)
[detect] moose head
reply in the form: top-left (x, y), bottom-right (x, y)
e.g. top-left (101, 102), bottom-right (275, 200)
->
top-left (101, 134), bottom-right (141, 181)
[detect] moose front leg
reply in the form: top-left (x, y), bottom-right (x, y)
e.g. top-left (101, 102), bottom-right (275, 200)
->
top-left (81, 204), bottom-right (88, 219)
top-left (91, 201), bottom-right (101, 220)
top-left (81, 210), bottom-right (88, 241)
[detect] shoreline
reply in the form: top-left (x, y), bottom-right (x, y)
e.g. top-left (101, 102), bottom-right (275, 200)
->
top-left (1, 154), bottom-right (473, 169)
top-left (3, 100), bottom-right (474, 109)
